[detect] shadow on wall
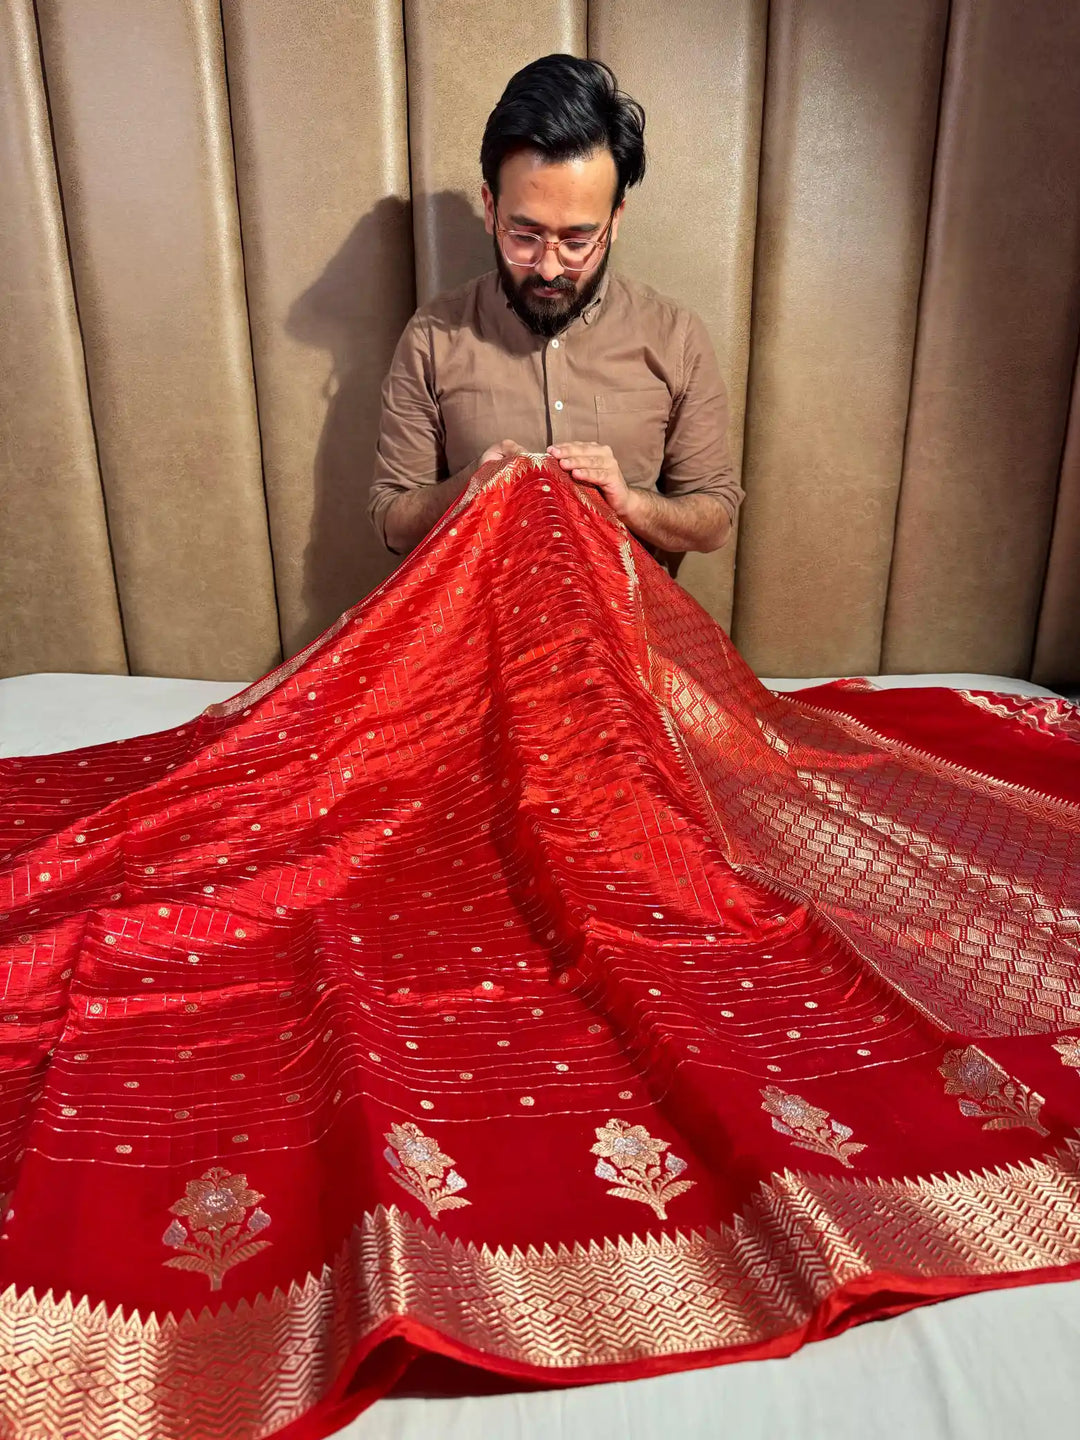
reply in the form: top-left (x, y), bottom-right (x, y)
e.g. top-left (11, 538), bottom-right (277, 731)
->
top-left (414, 189), bottom-right (496, 303)
top-left (284, 193), bottom-right (490, 655)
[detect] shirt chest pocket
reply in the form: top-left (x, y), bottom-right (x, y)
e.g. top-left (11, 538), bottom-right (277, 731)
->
top-left (439, 390), bottom-right (545, 477)
top-left (438, 391), bottom-right (498, 477)
top-left (594, 387), bottom-right (672, 488)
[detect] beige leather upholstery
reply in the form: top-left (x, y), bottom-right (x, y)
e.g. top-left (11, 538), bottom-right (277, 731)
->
top-left (0, 0), bottom-right (126, 676)
top-left (221, 0), bottom-right (414, 654)
top-left (733, 0), bottom-right (949, 676)
top-left (2, 0), bottom-right (1078, 687)
top-left (35, 0), bottom-right (280, 680)
top-left (881, 0), bottom-right (1080, 681)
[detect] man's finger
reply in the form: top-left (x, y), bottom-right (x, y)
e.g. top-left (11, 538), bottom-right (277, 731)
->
top-left (548, 444), bottom-right (602, 460)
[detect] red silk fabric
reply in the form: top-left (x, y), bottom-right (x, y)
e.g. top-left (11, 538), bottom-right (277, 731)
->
top-left (1, 457), bottom-right (1079, 1439)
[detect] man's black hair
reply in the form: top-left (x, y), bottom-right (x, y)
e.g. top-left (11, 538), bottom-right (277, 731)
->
top-left (481, 55), bottom-right (646, 207)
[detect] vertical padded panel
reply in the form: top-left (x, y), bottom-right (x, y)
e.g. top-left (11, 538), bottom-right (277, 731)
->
top-left (589, 0), bottom-right (766, 629)
top-left (0, 0), bottom-right (125, 678)
top-left (882, 1), bottom-right (1080, 678)
top-left (36, 0), bottom-right (280, 681)
top-left (1031, 356), bottom-right (1080, 689)
top-left (222, 1), bottom-right (414, 656)
top-left (733, 0), bottom-right (948, 677)
top-left (405, 0), bottom-right (586, 305)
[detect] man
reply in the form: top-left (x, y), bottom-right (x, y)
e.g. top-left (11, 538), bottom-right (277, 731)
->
top-left (368, 54), bottom-right (744, 558)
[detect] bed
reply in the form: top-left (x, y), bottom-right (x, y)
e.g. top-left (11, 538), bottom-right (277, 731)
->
top-left (2, 669), bottom-right (1077, 1440)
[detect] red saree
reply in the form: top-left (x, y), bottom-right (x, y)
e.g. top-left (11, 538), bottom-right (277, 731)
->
top-left (1, 456), bottom-right (1079, 1439)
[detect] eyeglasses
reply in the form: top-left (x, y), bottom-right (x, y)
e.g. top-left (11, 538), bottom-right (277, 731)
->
top-left (494, 210), bottom-right (614, 274)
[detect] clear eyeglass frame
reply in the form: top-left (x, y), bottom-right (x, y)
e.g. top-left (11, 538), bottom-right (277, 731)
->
top-left (494, 209), bottom-right (615, 274)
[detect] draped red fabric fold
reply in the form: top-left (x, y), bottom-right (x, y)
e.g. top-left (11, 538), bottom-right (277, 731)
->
top-left (1, 456), bottom-right (1079, 1439)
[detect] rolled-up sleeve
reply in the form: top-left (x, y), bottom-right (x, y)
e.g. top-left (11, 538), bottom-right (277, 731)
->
top-left (660, 310), bottom-right (745, 524)
top-left (367, 314), bottom-right (444, 551)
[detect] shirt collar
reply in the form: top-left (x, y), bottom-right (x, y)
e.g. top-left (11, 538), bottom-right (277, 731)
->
top-left (580, 267), bottom-right (611, 325)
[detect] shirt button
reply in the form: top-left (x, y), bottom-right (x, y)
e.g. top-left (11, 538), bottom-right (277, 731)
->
top-left (550, 338), bottom-right (560, 349)
top-left (554, 400), bottom-right (564, 411)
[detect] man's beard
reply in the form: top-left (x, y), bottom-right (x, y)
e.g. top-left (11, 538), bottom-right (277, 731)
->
top-left (495, 240), bottom-right (611, 339)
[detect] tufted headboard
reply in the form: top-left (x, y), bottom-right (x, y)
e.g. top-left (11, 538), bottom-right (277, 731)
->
top-left (2, 0), bottom-right (1078, 686)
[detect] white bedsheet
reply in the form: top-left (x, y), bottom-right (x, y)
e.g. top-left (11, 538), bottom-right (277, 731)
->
top-left (1, 670), bottom-right (1075, 1440)
top-left (0, 670), bottom-right (1061, 758)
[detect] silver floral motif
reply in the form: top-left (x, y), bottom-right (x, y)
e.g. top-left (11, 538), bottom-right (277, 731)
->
top-left (938, 1045), bottom-right (1047, 1134)
top-left (760, 1087), bottom-right (866, 1168)
top-left (384, 1123), bottom-right (471, 1218)
top-left (162, 1168), bottom-right (272, 1290)
top-left (590, 1119), bottom-right (695, 1220)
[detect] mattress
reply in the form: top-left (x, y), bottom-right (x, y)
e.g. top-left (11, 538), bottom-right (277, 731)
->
top-left (2, 670), bottom-right (1076, 1440)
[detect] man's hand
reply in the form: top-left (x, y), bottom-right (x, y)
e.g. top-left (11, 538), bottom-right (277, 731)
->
top-left (384, 440), bottom-right (527, 554)
top-left (547, 440), bottom-right (732, 553)
top-left (480, 438), bottom-right (526, 467)
top-left (547, 443), bottom-right (632, 519)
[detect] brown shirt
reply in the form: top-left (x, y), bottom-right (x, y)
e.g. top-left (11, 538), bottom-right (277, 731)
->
top-left (368, 268), bottom-right (744, 550)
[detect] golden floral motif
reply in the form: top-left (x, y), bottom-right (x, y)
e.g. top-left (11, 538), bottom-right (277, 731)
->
top-left (760, 1086), bottom-right (866, 1168)
top-left (591, 1118), bottom-right (695, 1219)
top-left (384, 1122), bottom-right (470, 1217)
top-left (1054, 1036), bottom-right (1080, 1070)
top-left (938, 1045), bottom-right (1048, 1135)
top-left (162, 1168), bottom-right (272, 1290)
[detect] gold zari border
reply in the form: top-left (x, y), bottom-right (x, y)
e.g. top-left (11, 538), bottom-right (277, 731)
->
top-left (3, 1142), bottom-right (1080, 1439)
